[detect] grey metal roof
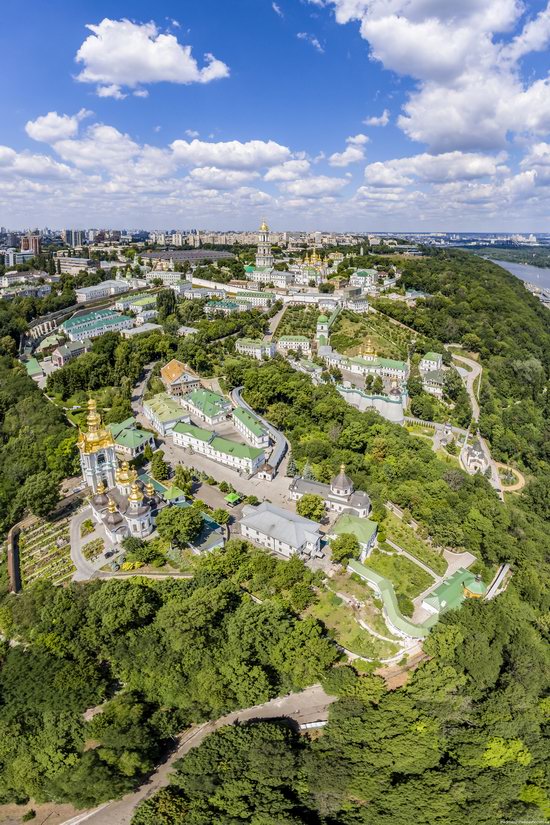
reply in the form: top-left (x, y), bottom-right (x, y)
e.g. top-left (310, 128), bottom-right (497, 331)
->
top-left (240, 502), bottom-right (320, 550)
top-left (289, 477), bottom-right (371, 510)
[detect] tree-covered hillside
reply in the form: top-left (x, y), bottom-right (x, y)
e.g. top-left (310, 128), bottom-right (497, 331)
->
top-left (0, 572), bottom-right (336, 807)
top-left (135, 590), bottom-right (550, 825)
top-left (372, 249), bottom-right (550, 517)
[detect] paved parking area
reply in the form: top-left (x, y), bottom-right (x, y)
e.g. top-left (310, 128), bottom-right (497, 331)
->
top-left (162, 439), bottom-right (295, 508)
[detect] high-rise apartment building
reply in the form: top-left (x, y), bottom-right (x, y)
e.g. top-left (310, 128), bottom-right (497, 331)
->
top-left (20, 233), bottom-right (41, 255)
top-left (62, 229), bottom-right (85, 247)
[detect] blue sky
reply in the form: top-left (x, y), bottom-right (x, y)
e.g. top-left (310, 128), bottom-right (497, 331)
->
top-left (2, 0), bottom-right (550, 230)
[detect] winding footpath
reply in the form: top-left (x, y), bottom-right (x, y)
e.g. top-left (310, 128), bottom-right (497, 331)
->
top-left (60, 684), bottom-right (336, 825)
top-left (450, 351), bottom-right (482, 422)
top-left (446, 347), bottom-right (503, 499)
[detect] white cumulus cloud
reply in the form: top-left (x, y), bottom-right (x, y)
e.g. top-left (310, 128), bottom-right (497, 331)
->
top-left (329, 134), bottom-right (369, 166)
top-left (25, 109), bottom-right (91, 143)
top-left (75, 18), bottom-right (230, 98)
top-left (313, 0), bottom-right (550, 153)
top-left (264, 159), bottom-right (311, 181)
top-left (189, 166), bottom-right (259, 189)
top-left (171, 138), bottom-right (291, 170)
top-left (53, 124), bottom-right (142, 169)
top-left (364, 109), bottom-right (389, 127)
top-left (280, 175), bottom-right (349, 196)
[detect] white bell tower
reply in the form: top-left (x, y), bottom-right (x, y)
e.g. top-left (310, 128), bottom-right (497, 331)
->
top-left (77, 399), bottom-right (117, 492)
top-left (255, 220), bottom-right (274, 269)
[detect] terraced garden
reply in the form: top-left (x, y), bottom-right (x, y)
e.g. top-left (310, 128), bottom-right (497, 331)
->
top-left (383, 512), bottom-right (447, 575)
top-left (18, 516), bottom-right (76, 587)
top-left (307, 589), bottom-right (401, 660)
top-left (330, 309), bottom-right (424, 360)
top-left (365, 547), bottom-right (434, 600)
top-left (327, 573), bottom-right (401, 639)
top-left (82, 538), bottom-right (104, 561)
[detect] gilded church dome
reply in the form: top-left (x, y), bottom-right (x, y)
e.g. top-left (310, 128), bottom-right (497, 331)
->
top-left (77, 399), bottom-right (115, 454)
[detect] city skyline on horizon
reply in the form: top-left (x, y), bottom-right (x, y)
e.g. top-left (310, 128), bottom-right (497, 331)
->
top-left (2, 0), bottom-right (550, 230)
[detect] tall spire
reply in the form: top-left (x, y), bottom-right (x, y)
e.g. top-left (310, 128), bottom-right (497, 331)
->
top-left (256, 219), bottom-right (273, 269)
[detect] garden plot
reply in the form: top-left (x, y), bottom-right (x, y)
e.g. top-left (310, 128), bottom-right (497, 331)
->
top-left (18, 516), bottom-right (76, 587)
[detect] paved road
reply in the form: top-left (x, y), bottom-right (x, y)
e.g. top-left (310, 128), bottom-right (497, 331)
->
top-left (131, 361), bottom-right (157, 418)
top-left (60, 684), bottom-right (336, 825)
top-left (485, 563), bottom-right (511, 600)
top-left (162, 437), bottom-right (294, 506)
top-left (449, 351), bottom-right (481, 421)
top-left (231, 386), bottom-right (289, 471)
top-left (264, 305), bottom-right (287, 340)
top-left (70, 509), bottom-right (101, 581)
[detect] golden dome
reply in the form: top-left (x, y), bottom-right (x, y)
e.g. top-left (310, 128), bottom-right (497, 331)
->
top-left (362, 337), bottom-right (375, 356)
top-left (107, 497), bottom-right (117, 514)
top-left (260, 220), bottom-right (269, 232)
top-left (145, 481), bottom-right (155, 498)
top-left (97, 479), bottom-right (106, 494)
top-left (77, 399), bottom-right (115, 454)
top-left (128, 481), bottom-right (144, 504)
top-left (115, 461), bottom-right (133, 485)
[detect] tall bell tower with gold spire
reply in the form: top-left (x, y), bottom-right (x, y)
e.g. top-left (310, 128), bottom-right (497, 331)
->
top-left (255, 220), bottom-right (274, 269)
top-left (77, 399), bottom-right (118, 492)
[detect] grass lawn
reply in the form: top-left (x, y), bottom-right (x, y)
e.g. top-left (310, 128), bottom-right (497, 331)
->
top-left (308, 590), bottom-right (401, 660)
top-left (366, 548), bottom-right (435, 599)
top-left (384, 512), bottom-right (447, 575)
top-left (327, 573), bottom-right (401, 639)
top-left (406, 424), bottom-right (435, 439)
top-left (435, 448), bottom-right (461, 467)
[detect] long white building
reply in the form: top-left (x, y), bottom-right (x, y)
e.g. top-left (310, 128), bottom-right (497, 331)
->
top-left (171, 422), bottom-right (265, 475)
top-left (235, 338), bottom-right (276, 360)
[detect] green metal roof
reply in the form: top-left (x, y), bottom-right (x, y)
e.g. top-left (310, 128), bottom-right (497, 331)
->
top-left (317, 314), bottom-right (329, 323)
top-left (423, 568), bottom-right (482, 614)
top-left (163, 485), bottom-right (187, 501)
top-left (211, 435), bottom-right (264, 460)
top-left (232, 407), bottom-right (266, 438)
top-left (68, 314), bottom-right (129, 333)
top-left (61, 309), bottom-right (113, 330)
top-left (187, 389), bottom-right (230, 420)
top-left (278, 335), bottom-right (310, 343)
top-left (143, 392), bottom-right (187, 423)
top-left (422, 352), bottom-right (442, 362)
top-left (348, 559), bottom-right (436, 639)
top-left (244, 265), bottom-right (255, 272)
top-left (171, 421), bottom-right (213, 442)
top-left (236, 291), bottom-right (275, 298)
top-left (225, 493), bottom-right (241, 504)
top-left (332, 514), bottom-right (377, 546)
top-left (236, 338), bottom-right (269, 348)
top-left (138, 472), bottom-right (167, 494)
top-left (24, 357), bottom-right (42, 377)
top-left (109, 423), bottom-right (153, 450)
top-left (348, 355), bottom-right (407, 371)
top-left (207, 300), bottom-right (239, 309)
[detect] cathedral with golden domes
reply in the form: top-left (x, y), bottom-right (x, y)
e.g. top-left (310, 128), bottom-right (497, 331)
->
top-left (78, 399), bottom-right (159, 544)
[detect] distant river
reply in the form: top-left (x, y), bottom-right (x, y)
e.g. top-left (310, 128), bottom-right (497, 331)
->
top-left (487, 258), bottom-right (550, 290)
